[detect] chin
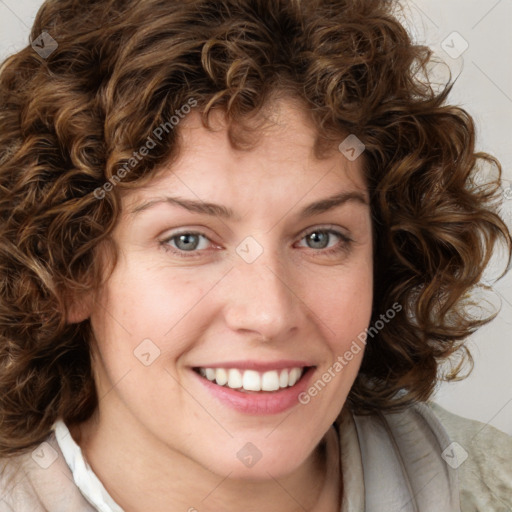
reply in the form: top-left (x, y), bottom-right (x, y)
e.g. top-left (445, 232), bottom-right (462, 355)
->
top-left (195, 437), bottom-right (316, 481)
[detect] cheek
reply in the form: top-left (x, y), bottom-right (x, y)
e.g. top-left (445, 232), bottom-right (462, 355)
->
top-left (296, 265), bottom-right (372, 435)
top-left (309, 259), bottom-right (373, 349)
top-left (88, 261), bottom-right (230, 399)
top-left (93, 259), bottom-right (215, 344)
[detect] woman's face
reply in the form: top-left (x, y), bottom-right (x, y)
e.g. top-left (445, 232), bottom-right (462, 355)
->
top-left (84, 99), bottom-right (373, 479)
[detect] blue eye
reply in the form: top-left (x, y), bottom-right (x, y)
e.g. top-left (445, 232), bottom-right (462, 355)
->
top-left (159, 227), bottom-right (353, 258)
top-left (159, 231), bottom-right (214, 257)
top-left (165, 232), bottom-right (207, 252)
top-left (298, 228), bottom-right (353, 256)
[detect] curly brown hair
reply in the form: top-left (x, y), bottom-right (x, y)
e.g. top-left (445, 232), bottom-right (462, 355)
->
top-left (0, 0), bottom-right (510, 457)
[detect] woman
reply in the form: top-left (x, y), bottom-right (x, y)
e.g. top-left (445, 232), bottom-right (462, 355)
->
top-left (0, 0), bottom-right (510, 510)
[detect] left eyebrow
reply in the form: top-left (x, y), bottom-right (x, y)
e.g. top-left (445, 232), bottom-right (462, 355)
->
top-left (128, 190), bottom-right (369, 220)
top-left (297, 190), bottom-right (369, 218)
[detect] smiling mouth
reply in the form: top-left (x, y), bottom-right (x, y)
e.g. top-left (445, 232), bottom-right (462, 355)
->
top-left (193, 366), bottom-right (312, 393)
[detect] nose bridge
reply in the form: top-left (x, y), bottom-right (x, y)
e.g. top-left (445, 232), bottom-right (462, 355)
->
top-left (222, 236), bottom-right (300, 339)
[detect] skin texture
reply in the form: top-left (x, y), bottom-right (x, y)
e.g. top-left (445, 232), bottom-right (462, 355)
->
top-left (70, 99), bottom-right (374, 511)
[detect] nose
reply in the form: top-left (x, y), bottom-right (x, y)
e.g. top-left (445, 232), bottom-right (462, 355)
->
top-left (221, 243), bottom-right (302, 342)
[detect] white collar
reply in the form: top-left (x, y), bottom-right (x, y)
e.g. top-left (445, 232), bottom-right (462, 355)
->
top-left (52, 419), bottom-right (125, 512)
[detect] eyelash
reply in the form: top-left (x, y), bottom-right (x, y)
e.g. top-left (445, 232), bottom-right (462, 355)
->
top-left (159, 226), bottom-right (353, 259)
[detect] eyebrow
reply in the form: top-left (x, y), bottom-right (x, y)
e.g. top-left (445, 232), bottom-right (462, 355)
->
top-left (129, 190), bottom-right (369, 221)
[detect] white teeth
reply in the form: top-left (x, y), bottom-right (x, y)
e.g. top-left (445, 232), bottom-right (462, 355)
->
top-left (198, 366), bottom-right (305, 392)
top-left (215, 368), bottom-right (228, 386)
top-left (228, 369), bottom-right (243, 389)
top-left (288, 368), bottom-right (302, 386)
top-left (261, 370), bottom-right (280, 391)
top-left (243, 370), bottom-right (261, 391)
top-left (279, 369), bottom-right (289, 388)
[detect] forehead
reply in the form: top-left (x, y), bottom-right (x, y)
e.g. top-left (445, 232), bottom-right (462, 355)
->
top-left (123, 99), bottom-right (368, 214)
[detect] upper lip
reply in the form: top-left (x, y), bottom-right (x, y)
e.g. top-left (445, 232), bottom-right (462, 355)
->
top-left (192, 360), bottom-right (315, 371)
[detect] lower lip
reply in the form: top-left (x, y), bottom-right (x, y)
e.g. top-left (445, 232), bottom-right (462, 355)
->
top-left (192, 368), bottom-right (314, 415)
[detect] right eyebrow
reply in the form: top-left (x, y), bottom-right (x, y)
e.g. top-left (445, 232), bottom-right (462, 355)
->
top-left (129, 195), bottom-right (240, 220)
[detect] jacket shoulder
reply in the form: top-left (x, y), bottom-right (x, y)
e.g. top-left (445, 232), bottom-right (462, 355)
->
top-left (428, 401), bottom-right (512, 511)
top-left (0, 432), bottom-right (96, 511)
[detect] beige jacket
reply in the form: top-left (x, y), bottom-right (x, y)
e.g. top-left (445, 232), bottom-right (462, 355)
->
top-left (0, 401), bottom-right (511, 511)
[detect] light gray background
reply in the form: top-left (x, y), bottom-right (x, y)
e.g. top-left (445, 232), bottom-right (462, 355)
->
top-left (1, 0), bottom-right (511, 434)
